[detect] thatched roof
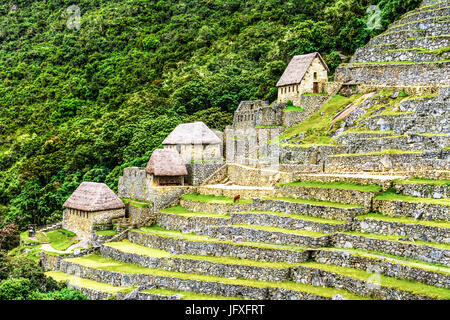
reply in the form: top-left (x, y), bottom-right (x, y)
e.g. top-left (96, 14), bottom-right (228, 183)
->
top-left (276, 52), bottom-right (329, 87)
top-left (162, 122), bottom-right (222, 145)
top-left (145, 149), bottom-right (188, 176)
top-left (63, 182), bottom-right (125, 212)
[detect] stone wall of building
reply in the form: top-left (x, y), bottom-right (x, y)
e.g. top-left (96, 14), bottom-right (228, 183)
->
top-left (62, 208), bottom-right (125, 239)
top-left (164, 144), bottom-right (222, 163)
top-left (185, 162), bottom-right (224, 186)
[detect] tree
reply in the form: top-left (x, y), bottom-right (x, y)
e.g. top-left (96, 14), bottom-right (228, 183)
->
top-left (0, 224), bottom-right (20, 251)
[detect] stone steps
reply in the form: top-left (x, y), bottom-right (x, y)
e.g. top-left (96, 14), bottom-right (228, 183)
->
top-left (373, 193), bottom-right (450, 221)
top-left (394, 178), bottom-right (450, 198)
top-left (56, 253), bottom-right (368, 300)
top-left (230, 211), bottom-right (349, 234)
top-left (332, 232), bottom-right (450, 266)
top-left (197, 185), bottom-right (275, 198)
top-left (363, 114), bottom-right (450, 135)
top-left (205, 224), bottom-right (331, 248)
top-left (100, 240), bottom-right (298, 282)
top-left (275, 183), bottom-right (380, 208)
top-left (312, 249), bottom-right (450, 289)
top-left (291, 173), bottom-right (404, 191)
top-left (355, 213), bottom-right (450, 244)
top-left (128, 227), bottom-right (311, 263)
top-left (45, 270), bottom-right (134, 300)
top-left (352, 46), bottom-right (448, 64)
top-left (253, 198), bottom-right (367, 220)
top-left (341, 134), bottom-right (450, 153)
top-left (325, 151), bottom-right (448, 173)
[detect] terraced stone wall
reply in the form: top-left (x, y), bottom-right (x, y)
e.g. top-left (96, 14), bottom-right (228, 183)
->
top-left (185, 162), bottom-right (224, 186)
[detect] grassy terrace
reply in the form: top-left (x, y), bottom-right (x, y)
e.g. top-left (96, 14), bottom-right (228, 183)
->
top-left (228, 224), bottom-right (328, 238)
top-left (121, 198), bottom-right (153, 208)
top-left (46, 271), bottom-right (134, 295)
top-left (142, 288), bottom-right (247, 300)
top-left (160, 206), bottom-right (230, 218)
top-left (341, 60), bottom-right (450, 66)
top-left (330, 149), bottom-right (424, 157)
top-left (106, 240), bottom-right (300, 269)
top-left (136, 225), bottom-right (308, 252)
top-left (95, 230), bottom-right (118, 236)
top-left (341, 231), bottom-right (450, 250)
top-left (181, 193), bottom-right (253, 204)
top-left (64, 254), bottom-right (369, 300)
top-left (280, 180), bottom-right (382, 192)
top-left (296, 261), bottom-right (450, 300)
top-left (394, 177), bottom-right (450, 186)
top-left (374, 190), bottom-right (450, 206)
top-left (38, 229), bottom-right (78, 251)
top-left (237, 211), bottom-right (348, 225)
top-left (264, 196), bottom-right (362, 209)
top-left (357, 213), bottom-right (450, 229)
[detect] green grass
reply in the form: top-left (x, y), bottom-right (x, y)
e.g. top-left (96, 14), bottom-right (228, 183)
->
top-left (265, 196), bottom-right (362, 209)
top-left (357, 213), bottom-right (450, 229)
top-left (278, 94), bottom-right (362, 142)
top-left (374, 189), bottom-right (450, 206)
top-left (237, 211), bottom-right (347, 225)
top-left (45, 229), bottom-right (78, 251)
top-left (181, 193), bottom-right (253, 204)
top-left (95, 230), bottom-right (118, 236)
top-left (394, 177), bottom-right (450, 186)
top-left (229, 224), bottom-right (328, 238)
top-left (142, 288), bottom-right (247, 300)
top-left (45, 271), bottom-right (134, 295)
top-left (280, 180), bottom-right (382, 192)
top-left (20, 231), bottom-right (40, 244)
top-left (284, 105), bottom-right (305, 112)
top-left (66, 254), bottom-right (369, 300)
top-left (160, 205), bottom-right (230, 218)
top-left (297, 261), bottom-right (450, 300)
top-left (121, 198), bottom-right (153, 208)
top-left (330, 149), bottom-right (424, 157)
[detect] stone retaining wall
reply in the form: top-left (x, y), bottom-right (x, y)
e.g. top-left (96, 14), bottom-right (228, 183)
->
top-left (373, 199), bottom-right (449, 221)
top-left (291, 266), bottom-right (432, 300)
top-left (253, 198), bottom-right (366, 220)
top-left (206, 226), bottom-right (331, 248)
top-left (156, 212), bottom-right (231, 233)
top-left (100, 245), bottom-right (291, 282)
top-left (355, 219), bottom-right (450, 244)
top-left (394, 182), bottom-right (449, 199)
top-left (185, 162), bottom-right (224, 186)
top-left (331, 233), bottom-right (450, 266)
top-left (128, 230), bottom-right (310, 263)
top-left (180, 199), bottom-right (253, 215)
top-left (58, 259), bottom-right (326, 300)
top-left (312, 250), bottom-right (450, 289)
top-left (275, 185), bottom-right (376, 208)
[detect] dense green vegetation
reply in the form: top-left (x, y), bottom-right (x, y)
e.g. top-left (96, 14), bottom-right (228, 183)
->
top-left (0, 0), bottom-right (422, 230)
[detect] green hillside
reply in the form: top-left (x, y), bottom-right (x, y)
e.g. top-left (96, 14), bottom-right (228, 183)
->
top-left (0, 0), bottom-right (421, 229)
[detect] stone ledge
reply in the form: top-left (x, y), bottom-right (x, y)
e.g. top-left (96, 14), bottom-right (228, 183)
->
top-left (128, 230), bottom-right (310, 263)
top-left (373, 198), bottom-right (449, 221)
top-left (331, 233), bottom-right (450, 266)
top-left (312, 250), bottom-right (450, 289)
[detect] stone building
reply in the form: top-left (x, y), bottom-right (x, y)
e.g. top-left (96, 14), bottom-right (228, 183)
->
top-left (277, 52), bottom-right (329, 104)
top-left (62, 182), bottom-right (125, 238)
top-left (162, 122), bottom-right (223, 163)
top-left (145, 148), bottom-right (188, 186)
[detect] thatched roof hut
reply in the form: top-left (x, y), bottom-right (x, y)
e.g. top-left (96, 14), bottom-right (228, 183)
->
top-left (276, 52), bottom-right (329, 87)
top-left (145, 149), bottom-right (188, 176)
top-left (162, 122), bottom-right (222, 145)
top-left (63, 182), bottom-right (125, 212)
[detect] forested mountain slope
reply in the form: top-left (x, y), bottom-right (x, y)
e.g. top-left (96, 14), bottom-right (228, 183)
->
top-left (0, 0), bottom-right (421, 228)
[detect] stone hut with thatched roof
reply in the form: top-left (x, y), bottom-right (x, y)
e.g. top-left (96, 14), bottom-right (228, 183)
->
top-left (162, 121), bottom-right (223, 163)
top-left (145, 149), bottom-right (188, 186)
top-left (277, 52), bottom-right (329, 104)
top-left (62, 182), bottom-right (125, 238)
